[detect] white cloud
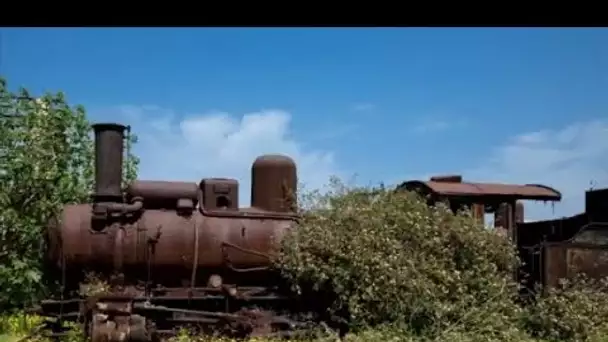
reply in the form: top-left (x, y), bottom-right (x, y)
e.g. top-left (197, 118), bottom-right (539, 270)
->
top-left (412, 120), bottom-right (451, 133)
top-left (410, 117), bottom-right (468, 134)
top-left (351, 103), bottom-right (375, 112)
top-left (95, 105), bottom-right (607, 222)
top-left (467, 119), bottom-right (608, 221)
top-left (307, 123), bottom-right (359, 143)
top-left (103, 106), bottom-right (342, 206)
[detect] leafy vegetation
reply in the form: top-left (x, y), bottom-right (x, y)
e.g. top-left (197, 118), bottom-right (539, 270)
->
top-left (271, 180), bottom-right (608, 342)
top-left (0, 77), bottom-right (139, 311)
top-left (276, 179), bottom-right (522, 335)
top-left (1, 77), bottom-right (608, 342)
top-left (524, 277), bottom-right (608, 342)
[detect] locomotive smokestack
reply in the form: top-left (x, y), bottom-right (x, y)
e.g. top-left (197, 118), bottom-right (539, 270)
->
top-left (92, 123), bottom-right (127, 202)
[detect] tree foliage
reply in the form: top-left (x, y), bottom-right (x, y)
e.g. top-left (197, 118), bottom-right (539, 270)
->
top-left (0, 77), bottom-right (139, 310)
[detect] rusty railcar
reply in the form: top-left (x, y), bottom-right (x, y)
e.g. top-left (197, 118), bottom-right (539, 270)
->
top-left (517, 187), bottom-right (608, 291)
top-left (399, 175), bottom-right (608, 295)
top-left (397, 175), bottom-right (563, 293)
top-left (39, 123), bottom-right (308, 341)
top-left (397, 174), bottom-right (562, 236)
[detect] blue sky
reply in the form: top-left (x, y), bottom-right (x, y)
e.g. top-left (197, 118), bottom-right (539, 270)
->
top-left (1, 28), bottom-right (607, 221)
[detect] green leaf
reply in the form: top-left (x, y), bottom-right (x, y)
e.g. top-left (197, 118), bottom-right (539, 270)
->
top-left (0, 76), bottom-right (139, 310)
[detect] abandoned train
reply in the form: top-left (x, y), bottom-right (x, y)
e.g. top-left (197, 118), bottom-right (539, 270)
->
top-left (517, 187), bottom-right (608, 292)
top-left (38, 122), bottom-right (608, 341)
top-left (41, 123), bottom-right (306, 341)
top-left (399, 173), bottom-right (608, 296)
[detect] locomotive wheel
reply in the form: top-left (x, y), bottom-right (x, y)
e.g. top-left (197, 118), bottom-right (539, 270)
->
top-left (89, 311), bottom-right (151, 342)
top-left (90, 312), bottom-right (114, 342)
top-left (241, 309), bottom-right (274, 337)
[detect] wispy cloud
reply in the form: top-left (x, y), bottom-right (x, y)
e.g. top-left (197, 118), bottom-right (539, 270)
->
top-left (307, 123), bottom-right (359, 143)
top-left (90, 105), bottom-right (607, 222)
top-left (91, 106), bottom-right (343, 204)
top-left (467, 119), bottom-right (608, 220)
top-left (412, 120), bottom-right (451, 133)
top-left (351, 103), bottom-right (375, 112)
top-left (410, 117), bottom-right (468, 134)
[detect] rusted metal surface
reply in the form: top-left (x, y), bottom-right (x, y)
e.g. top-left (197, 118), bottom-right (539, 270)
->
top-left (572, 225), bottom-right (608, 245)
top-left (42, 121), bottom-right (305, 341)
top-left (543, 244), bottom-right (608, 289)
top-left (38, 284), bottom-right (309, 341)
top-left (515, 201), bottom-right (525, 223)
top-left (518, 188), bottom-right (608, 292)
top-left (251, 154), bottom-right (297, 213)
top-left (429, 175), bottom-right (462, 183)
top-left (398, 175), bottom-right (558, 240)
top-left (585, 188), bottom-right (608, 221)
top-left (400, 175), bottom-right (542, 240)
top-left (470, 203), bottom-right (485, 225)
top-left (399, 179), bottom-right (561, 201)
top-left (50, 203), bottom-right (293, 283)
top-left (543, 244), bottom-right (568, 288)
top-left (200, 178), bottom-right (239, 210)
top-left (126, 180), bottom-right (199, 208)
top-left (567, 247), bottom-right (608, 277)
top-left (93, 123), bottom-right (127, 200)
top-left (398, 173), bottom-right (583, 296)
top-left (542, 224), bottom-right (608, 288)
top-left (495, 202), bottom-right (525, 227)
top-left (517, 213), bottom-right (586, 292)
top-left (49, 122), bottom-right (299, 282)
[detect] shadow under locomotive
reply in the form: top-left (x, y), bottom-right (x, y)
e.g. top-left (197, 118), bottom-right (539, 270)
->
top-left (38, 123), bottom-right (318, 341)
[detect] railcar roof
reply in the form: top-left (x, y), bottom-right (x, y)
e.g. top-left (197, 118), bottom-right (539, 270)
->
top-left (398, 180), bottom-right (561, 202)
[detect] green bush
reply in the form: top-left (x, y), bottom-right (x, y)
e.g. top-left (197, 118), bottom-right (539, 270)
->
top-left (275, 178), bottom-right (523, 338)
top-left (524, 276), bottom-right (608, 342)
top-left (0, 313), bottom-right (82, 342)
top-left (0, 77), bottom-right (139, 310)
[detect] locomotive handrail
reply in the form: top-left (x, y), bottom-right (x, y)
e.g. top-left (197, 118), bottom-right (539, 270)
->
top-left (191, 218), bottom-right (200, 290)
top-left (221, 241), bottom-right (272, 273)
top-left (221, 241), bottom-right (272, 259)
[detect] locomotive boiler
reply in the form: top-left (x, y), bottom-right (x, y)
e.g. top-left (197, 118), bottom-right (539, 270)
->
top-left (40, 123), bottom-right (306, 341)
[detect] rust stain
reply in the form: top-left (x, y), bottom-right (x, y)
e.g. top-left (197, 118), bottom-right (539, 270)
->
top-left (566, 247), bottom-right (608, 279)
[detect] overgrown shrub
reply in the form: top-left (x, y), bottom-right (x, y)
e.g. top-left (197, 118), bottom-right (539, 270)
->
top-left (275, 178), bottom-right (523, 337)
top-left (524, 276), bottom-right (608, 342)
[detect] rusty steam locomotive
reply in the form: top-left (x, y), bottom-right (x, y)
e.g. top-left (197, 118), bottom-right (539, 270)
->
top-left (36, 122), bottom-right (608, 341)
top-left (39, 123), bottom-right (308, 341)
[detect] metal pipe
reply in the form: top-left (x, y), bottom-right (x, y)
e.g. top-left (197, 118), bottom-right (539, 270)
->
top-left (103, 198), bottom-right (143, 213)
top-left (92, 123), bottom-right (127, 202)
